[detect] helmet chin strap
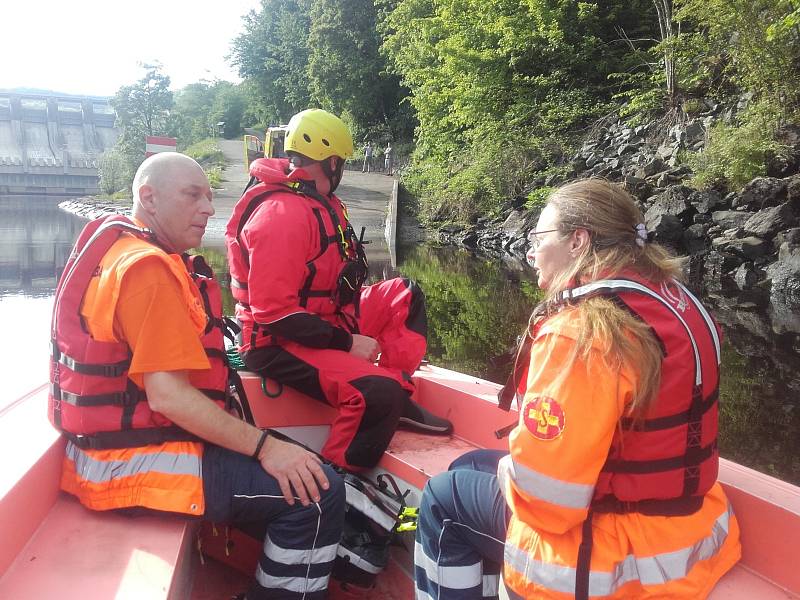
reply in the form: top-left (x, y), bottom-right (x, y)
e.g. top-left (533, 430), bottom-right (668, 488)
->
top-left (321, 157), bottom-right (345, 194)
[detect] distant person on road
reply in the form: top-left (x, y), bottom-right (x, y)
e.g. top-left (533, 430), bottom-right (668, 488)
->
top-left (413, 179), bottom-right (741, 600)
top-left (384, 143), bottom-right (394, 175)
top-left (226, 108), bottom-right (452, 473)
top-left (50, 152), bottom-right (345, 600)
top-left (362, 141), bottom-right (373, 172)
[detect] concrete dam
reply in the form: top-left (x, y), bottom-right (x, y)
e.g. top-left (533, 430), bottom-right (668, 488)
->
top-left (0, 91), bottom-right (118, 196)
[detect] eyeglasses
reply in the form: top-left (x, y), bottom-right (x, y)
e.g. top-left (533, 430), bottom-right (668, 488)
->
top-left (527, 228), bottom-right (561, 248)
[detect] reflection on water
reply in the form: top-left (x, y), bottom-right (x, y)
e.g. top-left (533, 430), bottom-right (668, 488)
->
top-left (0, 198), bottom-right (85, 404)
top-left (2, 199), bottom-right (798, 484)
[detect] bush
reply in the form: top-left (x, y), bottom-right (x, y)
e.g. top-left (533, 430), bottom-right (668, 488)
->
top-left (184, 138), bottom-right (225, 168)
top-left (206, 166), bottom-right (223, 189)
top-left (403, 130), bottom-right (561, 225)
top-left (98, 150), bottom-right (131, 195)
top-left (686, 101), bottom-right (790, 190)
top-left (526, 186), bottom-right (554, 211)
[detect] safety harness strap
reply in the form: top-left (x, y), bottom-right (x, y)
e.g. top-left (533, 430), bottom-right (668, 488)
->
top-left (64, 426), bottom-right (198, 450)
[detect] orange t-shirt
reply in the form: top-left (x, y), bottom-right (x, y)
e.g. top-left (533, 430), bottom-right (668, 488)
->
top-left (61, 238), bottom-right (210, 515)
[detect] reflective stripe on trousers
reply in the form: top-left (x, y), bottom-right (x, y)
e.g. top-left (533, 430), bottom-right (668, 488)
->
top-left (202, 445), bottom-right (346, 600)
top-left (414, 450), bottom-right (509, 600)
top-left (504, 502), bottom-right (735, 597)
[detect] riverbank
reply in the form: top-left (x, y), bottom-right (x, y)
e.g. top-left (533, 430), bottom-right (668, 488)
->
top-left (428, 102), bottom-right (800, 315)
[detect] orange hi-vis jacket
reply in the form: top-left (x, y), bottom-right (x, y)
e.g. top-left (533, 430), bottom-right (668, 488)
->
top-left (55, 217), bottom-right (223, 515)
top-left (499, 278), bottom-right (741, 599)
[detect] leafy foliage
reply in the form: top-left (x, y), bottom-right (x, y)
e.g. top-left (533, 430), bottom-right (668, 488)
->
top-left (230, 0), bottom-right (314, 125)
top-left (111, 64), bottom-right (173, 171)
top-left (687, 101), bottom-right (789, 190)
top-left (97, 149), bottom-right (130, 195)
top-left (381, 0), bottom-right (662, 220)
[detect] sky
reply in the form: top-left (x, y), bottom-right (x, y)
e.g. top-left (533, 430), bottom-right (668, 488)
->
top-left (0, 0), bottom-right (262, 97)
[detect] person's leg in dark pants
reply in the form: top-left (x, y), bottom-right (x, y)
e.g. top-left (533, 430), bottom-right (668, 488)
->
top-left (243, 344), bottom-right (407, 471)
top-left (202, 445), bottom-right (346, 600)
top-left (414, 449), bottom-right (509, 600)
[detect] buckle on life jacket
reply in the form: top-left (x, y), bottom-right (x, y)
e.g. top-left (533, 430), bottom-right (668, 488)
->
top-left (120, 389), bottom-right (140, 407)
top-left (396, 506), bottom-right (419, 532)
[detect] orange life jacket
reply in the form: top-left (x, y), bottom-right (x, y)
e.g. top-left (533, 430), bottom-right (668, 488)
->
top-left (49, 215), bottom-right (230, 449)
top-left (499, 276), bottom-right (739, 599)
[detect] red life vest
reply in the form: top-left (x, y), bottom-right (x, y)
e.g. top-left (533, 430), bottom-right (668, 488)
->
top-left (504, 275), bottom-right (721, 514)
top-left (226, 159), bottom-right (367, 351)
top-left (49, 215), bottom-right (230, 450)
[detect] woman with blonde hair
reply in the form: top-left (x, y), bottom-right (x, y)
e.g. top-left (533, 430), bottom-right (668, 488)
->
top-left (413, 178), bottom-right (741, 599)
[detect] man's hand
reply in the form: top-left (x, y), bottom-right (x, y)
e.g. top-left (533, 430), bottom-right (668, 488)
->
top-left (258, 435), bottom-right (330, 506)
top-left (350, 334), bottom-right (381, 362)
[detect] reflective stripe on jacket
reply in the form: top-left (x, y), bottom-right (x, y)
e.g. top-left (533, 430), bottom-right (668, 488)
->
top-left (500, 277), bottom-right (740, 598)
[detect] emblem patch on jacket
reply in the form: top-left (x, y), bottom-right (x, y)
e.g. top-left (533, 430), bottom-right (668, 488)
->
top-left (523, 396), bottom-right (565, 441)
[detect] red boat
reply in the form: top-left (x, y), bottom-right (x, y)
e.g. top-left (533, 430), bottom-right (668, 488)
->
top-left (2, 365), bottom-right (799, 599)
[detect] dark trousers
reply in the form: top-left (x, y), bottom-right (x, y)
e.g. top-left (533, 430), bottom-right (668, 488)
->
top-left (203, 445), bottom-right (345, 600)
top-left (245, 278), bottom-right (427, 471)
top-left (414, 449), bottom-right (510, 600)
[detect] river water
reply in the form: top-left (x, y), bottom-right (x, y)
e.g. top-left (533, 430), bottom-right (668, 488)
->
top-left (2, 197), bottom-right (798, 484)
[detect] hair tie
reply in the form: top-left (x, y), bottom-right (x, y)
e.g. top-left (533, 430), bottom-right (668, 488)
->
top-left (634, 223), bottom-right (648, 247)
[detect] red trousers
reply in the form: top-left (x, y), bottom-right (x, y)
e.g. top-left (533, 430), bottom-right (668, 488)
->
top-left (245, 278), bottom-right (426, 471)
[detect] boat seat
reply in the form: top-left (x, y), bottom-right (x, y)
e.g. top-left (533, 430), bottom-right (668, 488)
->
top-left (0, 385), bottom-right (196, 600)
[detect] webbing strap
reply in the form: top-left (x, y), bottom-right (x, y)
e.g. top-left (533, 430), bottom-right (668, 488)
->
top-left (64, 426), bottom-right (198, 450)
top-left (575, 512), bottom-right (594, 600)
top-left (591, 494), bottom-right (703, 516)
top-left (53, 345), bottom-right (130, 377)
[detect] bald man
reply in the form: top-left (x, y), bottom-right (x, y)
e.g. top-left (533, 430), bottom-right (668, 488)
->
top-left (50, 153), bottom-right (345, 600)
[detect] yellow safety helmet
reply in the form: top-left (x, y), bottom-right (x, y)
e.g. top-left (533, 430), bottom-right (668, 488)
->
top-left (284, 109), bottom-right (354, 161)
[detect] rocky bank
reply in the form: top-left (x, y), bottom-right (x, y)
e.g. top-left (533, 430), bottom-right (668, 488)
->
top-left (433, 100), bottom-right (800, 314)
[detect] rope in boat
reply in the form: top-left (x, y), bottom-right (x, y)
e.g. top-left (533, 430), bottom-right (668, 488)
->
top-left (225, 346), bottom-right (283, 398)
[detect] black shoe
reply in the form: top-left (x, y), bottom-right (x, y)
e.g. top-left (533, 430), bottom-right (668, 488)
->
top-left (398, 399), bottom-right (453, 435)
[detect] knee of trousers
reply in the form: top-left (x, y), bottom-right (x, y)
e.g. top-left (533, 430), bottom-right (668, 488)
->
top-left (350, 375), bottom-right (408, 418)
top-left (319, 464), bottom-right (346, 511)
top-left (420, 470), bottom-right (460, 525)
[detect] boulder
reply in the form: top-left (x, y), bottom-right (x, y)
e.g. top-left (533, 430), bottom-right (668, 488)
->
top-left (685, 121), bottom-right (705, 144)
top-left (683, 223), bottom-right (710, 254)
top-left (690, 190), bottom-right (724, 214)
top-left (733, 177), bottom-right (788, 210)
top-left (775, 228), bottom-right (800, 247)
top-left (727, 237), bottom-right (770, 260)
top-left (501, 209), bottom-right (536, 238)
top-left (743, 203), bottom-right (797, 238)
top-left (644, 185), bottom-right (695, 224)
top-left (733, 263), bottom-right (759, 290)
top-left (766, 239), bottom-right (800, 299)
top-left (646, 213), bottom-right (683, 243)
top-left (711, 210), bottom-right (754, 230)
top-left (704, 250), bottom-right (742, 289)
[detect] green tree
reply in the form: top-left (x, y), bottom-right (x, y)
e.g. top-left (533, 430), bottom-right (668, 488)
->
top-left (230, 0), bottom-right (313, 125)
top-left (112, 64), bottom-right (173, 152)
top-left (211, 83), bottom-right (248, 138)
top-left (169, 81), bottom-right (217, 145)
top-left (307, 0), bottom-right (410, 139)
top-left (109, 63), bottom-right (174, 188)
top-left (97, 149), bottom-right (129, 195)
top-left (383, 0), bottom-right (658, 220)
top-left (169, 81), bottom-right (248, 145)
